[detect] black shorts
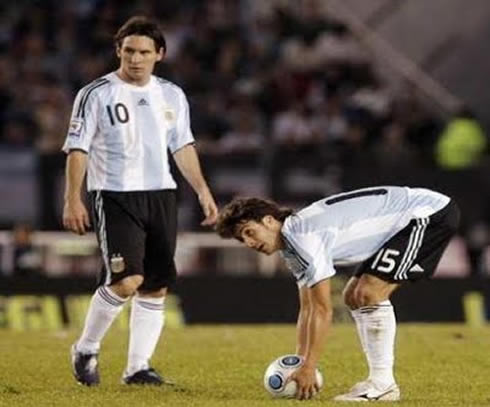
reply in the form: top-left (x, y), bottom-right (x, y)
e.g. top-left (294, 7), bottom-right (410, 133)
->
top-left (355, 200), bottom-right (460, 282)
top-left (90, 189), bottom-right (177, 291)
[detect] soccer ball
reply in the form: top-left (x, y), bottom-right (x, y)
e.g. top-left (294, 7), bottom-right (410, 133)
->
top-left (263, 354), bottom-right (323, 398)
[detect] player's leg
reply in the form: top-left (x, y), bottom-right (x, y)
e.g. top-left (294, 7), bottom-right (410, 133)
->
top-left (72, 191), bottom-right (146, 386)
top-left (348, 201), bottom-right (458, 397)
top-left (338, 275), bottom-right (400, 401)
top-left (336, 220), bottom-right (413, 401)
top-left (354, 274), bottom-right (399, 390)
top-left (341, 277), bottom-right (371, 394)
top-left (123, 190), bottom-right (177, 385)
top-left (343, 277), bottom-right (368, 360)
top-left (123, 286), bottom-right (169, 385)
top-left (336, 201), bottom-right (459, 401)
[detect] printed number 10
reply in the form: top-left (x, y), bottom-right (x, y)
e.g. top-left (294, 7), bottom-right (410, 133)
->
top-left (106, 103), bottom-right (129, 125)
top-left (371, 249), bottom-right (400, 273)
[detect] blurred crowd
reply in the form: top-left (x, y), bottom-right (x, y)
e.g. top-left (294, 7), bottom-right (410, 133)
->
top-left (0, 0), bottom-right (489, 272)
top-left (0, 1), bottom-right (444, 157)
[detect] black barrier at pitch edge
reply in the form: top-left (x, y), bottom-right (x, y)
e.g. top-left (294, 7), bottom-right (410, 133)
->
top-left (0, 275), bottom-right (488, 323)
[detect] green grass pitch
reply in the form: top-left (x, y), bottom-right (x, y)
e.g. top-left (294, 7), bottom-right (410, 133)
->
top-left (0, 324), bottom-right (489, 406)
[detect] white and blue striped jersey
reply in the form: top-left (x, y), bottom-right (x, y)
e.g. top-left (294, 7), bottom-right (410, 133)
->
top-left (62, 72), bottom-right (194, 191)
top-left (280, 186), bottom-right (450, 287)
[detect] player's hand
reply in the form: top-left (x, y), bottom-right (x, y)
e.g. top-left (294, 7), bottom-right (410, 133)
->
top-left (63, 198), bottom-right (91, 235)
top-left (287, 365), bottom-right (320, 400)
top-left (198, 189), bottom-right (218, 226)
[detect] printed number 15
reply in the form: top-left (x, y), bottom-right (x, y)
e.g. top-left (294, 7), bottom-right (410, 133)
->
top-left (371, 249), bottom-right (400, 273)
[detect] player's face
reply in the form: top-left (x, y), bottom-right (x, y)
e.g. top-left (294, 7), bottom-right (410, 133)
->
top-left (117, 35), bottom-right (164, 85)
top-left (237, 216), bottom-right (284, 255)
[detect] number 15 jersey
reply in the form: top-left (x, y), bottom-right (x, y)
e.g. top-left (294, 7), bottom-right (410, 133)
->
top-left (62, 72), bottom-right (194, 191)
top-left (280, 186), bottom-right (451, 287)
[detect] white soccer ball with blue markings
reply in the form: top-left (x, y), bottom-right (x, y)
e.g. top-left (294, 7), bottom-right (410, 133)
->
top-left (263, 354), bottom-right (323, 398)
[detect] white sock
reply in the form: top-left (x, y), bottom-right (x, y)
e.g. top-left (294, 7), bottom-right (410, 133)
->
top-left (350, 308), bottom-right (368, 358)
top-left (126, 296), bottom-right (165, 376)
top-left (76, 286), bottom-right (128, 354)
top-left (359, 300), bottom-right (396, 388)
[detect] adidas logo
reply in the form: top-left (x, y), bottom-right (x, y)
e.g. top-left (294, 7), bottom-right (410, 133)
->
top-left (138, 98), bottom-right (149, 106)
top-left (409, 264), bottom-right (424, 273)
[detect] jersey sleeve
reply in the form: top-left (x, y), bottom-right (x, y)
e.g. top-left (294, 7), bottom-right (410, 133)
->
top-left (281, 218), bottom-right (336, 288)
top-left (62, 87), bottom-right (99, 154)
top-left (168, 89), bottom-right (195, 153)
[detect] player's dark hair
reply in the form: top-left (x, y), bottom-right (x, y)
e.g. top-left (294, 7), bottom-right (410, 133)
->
top-left (114, 16), bottom-right (166, 52)
top-left (216, 197), bottom-right (293, 240)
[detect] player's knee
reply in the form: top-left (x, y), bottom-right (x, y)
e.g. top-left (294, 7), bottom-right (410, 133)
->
top-left (342, 286), bottom-right (356, 309)
top-left (111, 275), bottom-right (144, 298)
top-left (353, 285), bottom-right (378, 307)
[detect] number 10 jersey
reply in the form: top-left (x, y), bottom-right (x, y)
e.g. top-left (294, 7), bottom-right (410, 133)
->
top-left (62, 72), bottom-right (194, 191)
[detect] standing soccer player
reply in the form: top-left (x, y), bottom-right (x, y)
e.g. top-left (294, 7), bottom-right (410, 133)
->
top-left (63, 16), bottom-right (218, 386)
top-left (216, 186), bottom-right (459, 401)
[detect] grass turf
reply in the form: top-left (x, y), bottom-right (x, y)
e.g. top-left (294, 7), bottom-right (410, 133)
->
top-left (0, 324), bottom-right (489, 407)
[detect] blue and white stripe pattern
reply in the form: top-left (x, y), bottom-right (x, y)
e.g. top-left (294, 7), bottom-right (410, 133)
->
top-left (280, 186), bottom-right (449, 286)
top-left (75, 78), bottom-right (110, 119)
top-left (62, 72), bottom-right (194, 192)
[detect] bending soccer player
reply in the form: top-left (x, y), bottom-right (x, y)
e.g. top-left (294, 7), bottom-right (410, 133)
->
top-left (62, 16), bottom-right (218, 386)
top-left (215, 186), bottom-right (459, 401)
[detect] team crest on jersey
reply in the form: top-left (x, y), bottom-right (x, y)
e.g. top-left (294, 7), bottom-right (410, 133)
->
top-left (110, 253), bottom-right (125, 273)
top-left (68, 118), bottom-right (83, 138)
top-left (163, 108), bottom-right (175, 122)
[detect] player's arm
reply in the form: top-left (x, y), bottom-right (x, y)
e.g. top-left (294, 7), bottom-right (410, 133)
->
top-left (63, 151), bottom-right (91, 235)
top-left (296, 285), bottom-right (312, 357)
top-left (303, 279), bottom-right (332, 369)
top-left (173, 144), bottom-right (218, 226)
top-left (290, 279), bottom-right (333, 400)
top-left (62, 84), bottom-right (99, 235)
